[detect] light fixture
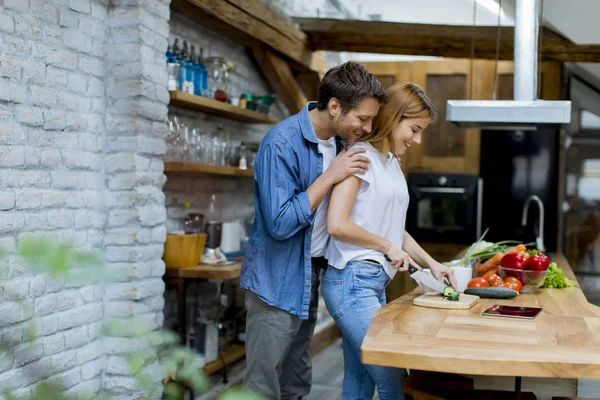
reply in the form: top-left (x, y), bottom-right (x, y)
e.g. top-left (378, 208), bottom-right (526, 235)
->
top-left (447, 0), bottom-right (572, 130)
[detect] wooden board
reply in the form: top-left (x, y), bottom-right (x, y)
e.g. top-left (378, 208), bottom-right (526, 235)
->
top-left (361, 253), bottom-right (600, 379)
top-left (203, 343), bottom-right (246, 375)
top-left (164, 262), bottom-right (242, 280)
top-left (169, 91), bottom-right (278, 124)
top-left (413, 293), bottom-right (479, 310)
top-left (295, 18), bottom-right (600, 63)
top-left (251, 44), bottom-right (308, 114)
top-left (164, 162), bottom-right (253, 177)
top-left (171, 0), bottom-right (316, 73)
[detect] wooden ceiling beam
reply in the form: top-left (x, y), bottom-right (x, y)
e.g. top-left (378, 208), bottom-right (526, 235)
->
top-left (171, 0), bottom-right (318, 72)
top-left (251, 44), bottom-right (308, 114)
top-left (295, 18), bottom-right (600, 63)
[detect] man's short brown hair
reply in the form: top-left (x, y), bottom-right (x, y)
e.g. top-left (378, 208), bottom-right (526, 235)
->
top-left (317, 61), bottom-right (387, 113)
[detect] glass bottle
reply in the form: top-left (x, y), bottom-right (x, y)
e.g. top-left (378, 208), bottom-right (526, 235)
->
top-left (177, 40), bottom-right (188, 92)
top-left (165, 42), bottom-right (173, 64)
top-left (187, 45), bottom-right (198, 95)
top-left (239, 143), bottom-right (248, 170)
top-left (194, 48), bottom-right (208, 97)
top-left (199, 48), bottom-right (209, 96)
top-left (172, 38), bottom-right (181, 60)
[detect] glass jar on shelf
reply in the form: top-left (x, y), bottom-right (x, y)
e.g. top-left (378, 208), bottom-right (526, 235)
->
top-left (205, 56), bottom-right (226, 100)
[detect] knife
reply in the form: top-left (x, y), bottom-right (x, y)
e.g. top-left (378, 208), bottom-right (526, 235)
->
top-left (385, 255), bottom-right (448, 294)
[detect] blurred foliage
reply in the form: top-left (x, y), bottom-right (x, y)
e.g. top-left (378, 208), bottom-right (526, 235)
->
top-left (0, 236), bottom-right (265, 400)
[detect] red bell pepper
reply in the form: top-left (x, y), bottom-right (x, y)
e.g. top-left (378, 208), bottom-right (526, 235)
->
top-left (501, 253), bottom-right (527, 282)
top-left (527, 253), bottom-right (550, 271)
top-left (500, 253), bottom-right (527, 270)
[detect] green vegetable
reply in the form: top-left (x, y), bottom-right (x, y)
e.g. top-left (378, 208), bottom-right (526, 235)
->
top-left (541, 262), bottom-right (574, 289)
top-left (456, 228), bottom-right (533, 264)
top-left (447, 292), bottom-right (460, 301)
top-left (464, 287), bottom-right (519, 299)
top-left (443, 286), bottom-right (456, 297)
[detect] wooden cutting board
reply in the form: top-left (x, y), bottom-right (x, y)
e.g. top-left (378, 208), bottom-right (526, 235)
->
top-left (413, 292), bottom-right (480, 309)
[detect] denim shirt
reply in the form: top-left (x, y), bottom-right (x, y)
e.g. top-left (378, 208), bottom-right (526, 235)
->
top-left (240, 102), bottom-right (343, 320)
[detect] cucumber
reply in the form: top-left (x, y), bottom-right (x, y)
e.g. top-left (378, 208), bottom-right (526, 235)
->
top-left (447, 292), bottom-right (460, 301)
top-left (464, 287), bottom-right (519, 299)
top-left (443, 286), bottom-right (456, 297)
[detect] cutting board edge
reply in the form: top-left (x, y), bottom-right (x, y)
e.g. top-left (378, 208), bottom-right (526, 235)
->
top-left (413, 294), bottom-right (480, 310)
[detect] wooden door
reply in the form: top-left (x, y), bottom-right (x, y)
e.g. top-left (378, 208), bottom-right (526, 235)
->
top-left (360, 62), bottom-right (413, 89)
top-left (494, 61), bottom-right (563, 101)
top-left (406, 59), bottom-right (497, 175)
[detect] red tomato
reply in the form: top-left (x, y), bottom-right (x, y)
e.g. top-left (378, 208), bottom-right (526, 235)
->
top-left (467, 277), bottom-right (490, 288)
top-left (503, 277), bottom-right (523, 292)
top-left (490, 278), bottom-right (505, 287)
top-left (485, 273), bottom-right (502, 285)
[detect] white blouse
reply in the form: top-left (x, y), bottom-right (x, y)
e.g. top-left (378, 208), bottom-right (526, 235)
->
top-left (325, 142), bottom-right (410, 279)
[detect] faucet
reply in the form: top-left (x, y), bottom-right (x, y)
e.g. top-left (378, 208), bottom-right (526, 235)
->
top-left (521, 195), bottom-right (545, 253)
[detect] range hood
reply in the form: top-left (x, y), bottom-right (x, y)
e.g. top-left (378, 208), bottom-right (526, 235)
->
top-left (446, 0), bottom-right (571, 130)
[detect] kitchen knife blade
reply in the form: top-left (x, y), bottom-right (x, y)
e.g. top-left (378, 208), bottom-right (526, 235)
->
top-left (385, 255), bottom-right (448, 294)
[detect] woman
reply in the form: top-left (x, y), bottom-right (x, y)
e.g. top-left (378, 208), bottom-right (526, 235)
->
top-left (322, 83), bottom-right (456, 400)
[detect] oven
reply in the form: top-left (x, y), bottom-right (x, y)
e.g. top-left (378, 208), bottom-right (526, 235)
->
top-left (406, 173), bottom-right (483, 244)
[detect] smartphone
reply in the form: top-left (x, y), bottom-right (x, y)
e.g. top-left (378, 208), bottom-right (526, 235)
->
top-left (482, 305), bottom-right (542, 319)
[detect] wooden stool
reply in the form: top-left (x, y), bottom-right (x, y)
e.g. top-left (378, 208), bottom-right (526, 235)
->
top-left (404, 370), bottom-right (474, 400)
top-left (553, 398), bottom-right (600, 400)
top-left (413, 388), bottom-right (537, 400)
top-left (404, 370), bottom-right (536, 400)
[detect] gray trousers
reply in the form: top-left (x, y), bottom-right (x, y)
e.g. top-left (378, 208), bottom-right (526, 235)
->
top-left (242, 259), bottom-right (324, 400)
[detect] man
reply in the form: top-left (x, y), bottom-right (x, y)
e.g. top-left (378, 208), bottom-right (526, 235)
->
top-left (240, 61), bottom-right (387, 400)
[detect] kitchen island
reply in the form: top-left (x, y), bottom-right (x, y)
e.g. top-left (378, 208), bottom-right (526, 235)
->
top-left (362, 253), bottom-right (600, 399)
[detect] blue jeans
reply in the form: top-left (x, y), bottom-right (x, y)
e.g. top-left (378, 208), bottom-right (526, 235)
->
top-left (322, 261), bottom-right (406, 400)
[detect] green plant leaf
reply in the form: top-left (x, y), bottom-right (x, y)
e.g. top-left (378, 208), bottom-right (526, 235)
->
top-left (219, 388), bottom-right (267, 400)
top-left (163, 383), bottom-right (183, 400)
top-left (187, 373), bottom-right (209, 392)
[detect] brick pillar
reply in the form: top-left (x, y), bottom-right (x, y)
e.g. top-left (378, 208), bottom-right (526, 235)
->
top-left (102, 0), bottom-right (171, 398)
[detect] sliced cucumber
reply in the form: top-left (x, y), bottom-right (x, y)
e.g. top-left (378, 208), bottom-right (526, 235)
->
top-left (443, 285), bottom-right (456, 297)
top-left (464, 287), bottom-right (519, 299)
top-left (447, 292), bottom-right (460, 301)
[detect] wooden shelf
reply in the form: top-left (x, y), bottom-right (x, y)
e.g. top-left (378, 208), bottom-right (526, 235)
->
top-left (203, 343), bottom-right (246, 376)
top-left (164, 162), bottom-right (253, 177)
top-left (164, 262), bottom-right (242, 280)
top-left (169, 91), bottom-right (278, 124)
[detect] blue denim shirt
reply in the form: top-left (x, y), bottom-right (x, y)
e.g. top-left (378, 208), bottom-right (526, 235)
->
top-left (240, 102), bottom-right (343, 319)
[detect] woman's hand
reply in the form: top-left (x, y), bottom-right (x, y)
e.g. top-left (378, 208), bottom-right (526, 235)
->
top-left (429, 262), bottom-right (457, 288)
top-left (385, 243), bottom-right (422, 272)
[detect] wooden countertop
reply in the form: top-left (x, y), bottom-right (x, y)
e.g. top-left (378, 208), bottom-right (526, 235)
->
top-left (361, 253), bottom-right (600, 379)
top-left (164, 262), bottom-right (242, 280)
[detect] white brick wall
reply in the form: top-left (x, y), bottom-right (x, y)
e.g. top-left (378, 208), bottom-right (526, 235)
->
top-left (101, 0), bottom-right (170, 398)
top-left (0, 0), bottom-right (170, 398)
top-left (0, 0), bottom-right (354, 397)
top-left (0, 0), bottom-right (108, 396)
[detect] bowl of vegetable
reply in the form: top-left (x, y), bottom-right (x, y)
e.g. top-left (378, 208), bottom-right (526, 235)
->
top-left (497, 250), bottom-right (551, 293)
top-left (498, 266), bottom-right (547, 293)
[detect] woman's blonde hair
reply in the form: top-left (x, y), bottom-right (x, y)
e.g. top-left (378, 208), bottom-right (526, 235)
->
top-left (359, 82), bottom-right (435, 155)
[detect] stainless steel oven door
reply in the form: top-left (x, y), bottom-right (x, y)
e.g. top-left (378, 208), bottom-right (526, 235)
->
top-left (407, 179), bottom-right (483, 244)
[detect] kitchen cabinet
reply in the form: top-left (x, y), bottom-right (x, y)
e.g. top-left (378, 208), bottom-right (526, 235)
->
top-left (361, 59), bottom-right (564, 175)
top-left (408, 59), bottom-right (486, 174)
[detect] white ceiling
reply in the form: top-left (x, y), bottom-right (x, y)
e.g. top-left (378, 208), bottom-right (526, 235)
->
top-left (342, 0), bottom-right (600, 86)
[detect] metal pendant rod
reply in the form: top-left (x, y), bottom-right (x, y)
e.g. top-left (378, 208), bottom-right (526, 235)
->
top-left (514, 0), bottom-right (539, 101)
